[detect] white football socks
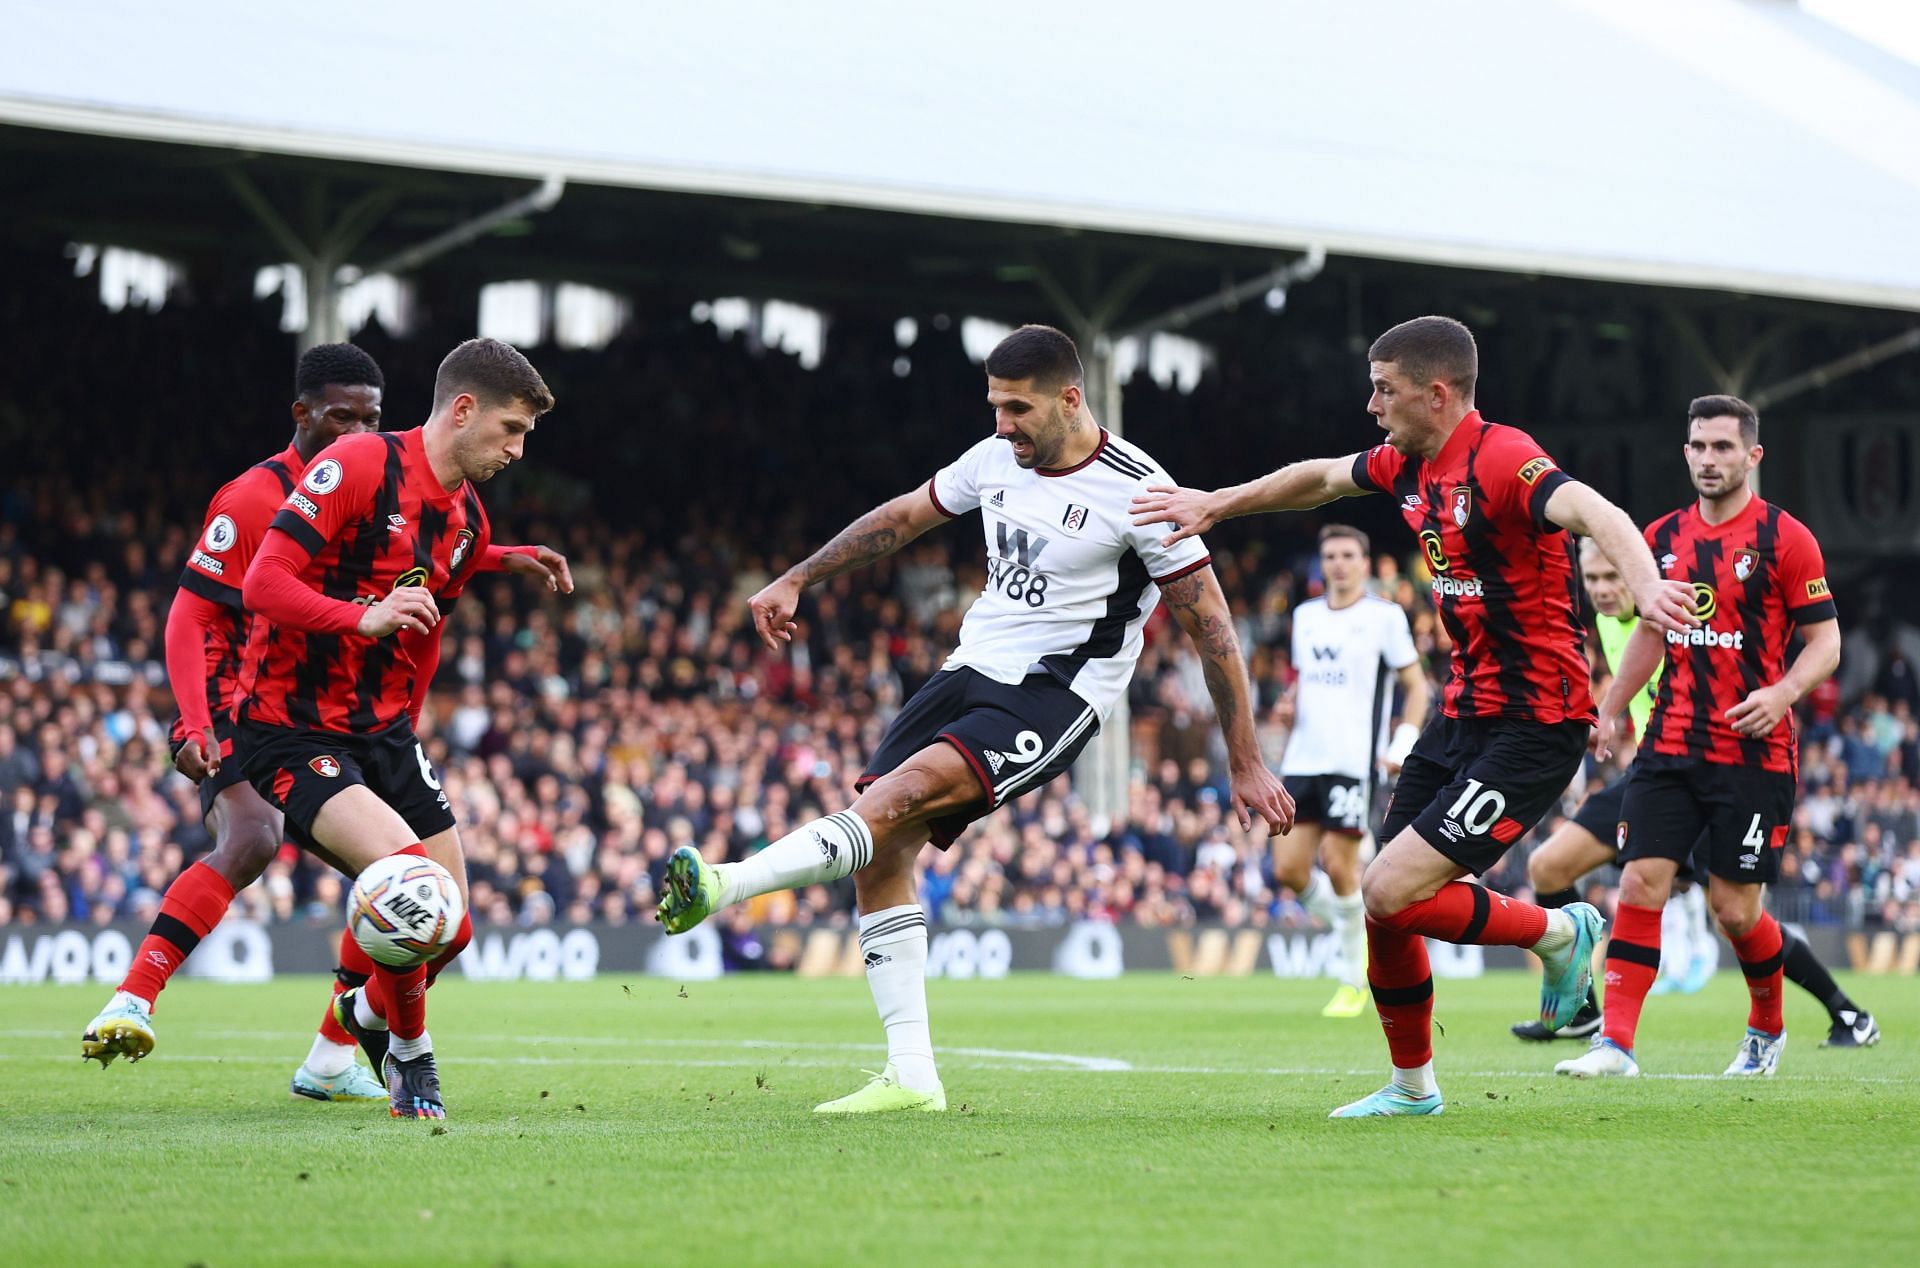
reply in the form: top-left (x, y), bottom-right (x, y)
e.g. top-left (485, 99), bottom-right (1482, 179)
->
top-left (1333, 890), bottom-right (1367, 990)
top-left (1392, 1060), bottom-right (1439, 1098)
top-left (1299, 869), bottom-right (1339, 926)
top-left (353, 989), bottom-right (389, 1032)
top-left (1532, 908), bottom-right (1576, 955)
top-left (858, 904), bottom-right (939, 1093)
top-left (305, 1033), bottom-right (358, 1078)
top-left (389, 1029), bottom-right (433, 1062)
top-left (718, 812), bottom-right (875, 909)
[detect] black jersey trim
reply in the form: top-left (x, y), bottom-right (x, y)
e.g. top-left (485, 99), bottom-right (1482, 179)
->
top-left (178, 567), bottom-right (242, 609)
top-left (1038, 429), bottom-right (1109, 478)
top-left (270, 512), bottom-right (327, 558)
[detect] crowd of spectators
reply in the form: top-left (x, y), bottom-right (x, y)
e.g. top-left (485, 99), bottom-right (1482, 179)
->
top-left (5, 245), bottom-right (1920, 937)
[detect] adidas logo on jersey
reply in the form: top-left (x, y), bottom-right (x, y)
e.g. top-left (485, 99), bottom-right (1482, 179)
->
top-left (988, 490), bottom-right (1005, 506)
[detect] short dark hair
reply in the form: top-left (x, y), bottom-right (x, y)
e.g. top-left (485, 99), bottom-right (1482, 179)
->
top-left (295, 342), bottom-right (384, 398)
top-left (1368, 316), bottom-right (1478, 400)
top-left (1319, 523), bottom-right (1371, 555)
top-left (431, 337), bottom-right (555, 416)
top-left (984, 324), bottom-right (1084, 390)
top-left (1687, 394), bottom-right (1759, 446)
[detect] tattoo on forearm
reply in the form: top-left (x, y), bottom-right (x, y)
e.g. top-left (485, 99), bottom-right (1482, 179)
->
top-left (1160, 572), bottom-right (1251, 736)
top-left (801, 511), bottom-right (902, 584)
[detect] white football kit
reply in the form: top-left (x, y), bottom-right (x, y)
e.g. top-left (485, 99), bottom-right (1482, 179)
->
top-left (1281, 594), bottom-right (1419, 783)
top-left (929, 430), bottom-right (1211, 721)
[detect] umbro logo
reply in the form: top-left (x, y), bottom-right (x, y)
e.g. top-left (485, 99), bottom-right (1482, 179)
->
top-left (1402, 494), bottom-right (1423, 510)
top-left (388, 514), bottom-right (408, 534)
top-left (988, 490), bottom-right (1005, 507)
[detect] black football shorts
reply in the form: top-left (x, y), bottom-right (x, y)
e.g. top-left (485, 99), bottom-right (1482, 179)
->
top-left (1617, 754), bottom-right (1794, 885)
top-left (856, 667), bottom-right (1099, 849)
top-left (238, 717), bottom-right (456, 848)
top-left (1384, 715), bottom-right (1589, 875)
top-left (1287, 773), bottom-right (1370, 835)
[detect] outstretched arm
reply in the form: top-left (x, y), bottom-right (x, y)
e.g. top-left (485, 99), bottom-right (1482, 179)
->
top-left (748, 487), bottom-right (949, 650)
top-left (1158, 566), bottom-right (1296, 836)
top-left (1130, 455), bottom-right (1367, 547)
top-left (1544, 481), bottom-right (1698, 636)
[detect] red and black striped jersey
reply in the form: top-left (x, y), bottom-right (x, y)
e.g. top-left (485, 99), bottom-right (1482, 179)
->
top-left (1351, 412), bottom-right (1593, 725)
top-left (235, 428), bottom-right (491, 734)
top-left (168, 444), bottom-right (305, 746)
top-left (1642, 496), bottom-right (1834, 775)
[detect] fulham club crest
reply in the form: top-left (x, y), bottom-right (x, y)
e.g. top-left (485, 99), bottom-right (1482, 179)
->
top-left (1616, 822), bottom-right (1628, 851)
top-left (1733, 550), bottom-right (1757, 582)
top-left (1450, 486), bottom-right (1472, 528)
top-left (309, 755), bottom-right (342, 779)
top-left (1060, 504), bottom-right (1089, 535)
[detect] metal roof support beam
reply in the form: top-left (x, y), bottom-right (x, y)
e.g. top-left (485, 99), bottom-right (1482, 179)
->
top-left (360, 174), bottom-right (565, 278)
top-left (1749, 326), bottom-right (1920, 411)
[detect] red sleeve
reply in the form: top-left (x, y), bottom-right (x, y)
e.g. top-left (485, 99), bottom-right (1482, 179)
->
top-left (478, 543), bottom-right (539, 573)
top-left (1777, 514), bottom-right (1836, 624)
top-left (1351, 445), bottom-right (1404, 494)
top-left (261, 435), bottom-right (385, 563)
top-left (242, 533), bottom-right (364, 636)
top-left (1483, 426), bottom-right (1572, 530)
top-left (163, 589), bottom-right (226, 737)
top-left (178, 469), bottom-right (283, 608)
top-left (405, 622), bottom-right (447, 729)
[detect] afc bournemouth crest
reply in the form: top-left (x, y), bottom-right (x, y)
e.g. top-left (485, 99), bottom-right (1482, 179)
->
top-left (450, 528), bottom-right (477, 573)
top-left (1060, 504), bottom-right (1089, 535)
top-left (309, 755), bottom-right (342, 779)
top-left (1733, 549), bottom-right (1757, 582)
top-left (1450, 486), bottom-right (1472, 528)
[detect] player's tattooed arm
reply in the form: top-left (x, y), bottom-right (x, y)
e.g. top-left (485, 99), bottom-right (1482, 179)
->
top-left (748, 487), bottom-right (948, 650)
top-left (1131, 455), bottom-right (1365, 547)
top-left (1159, 566), bottom-right (1296, 836)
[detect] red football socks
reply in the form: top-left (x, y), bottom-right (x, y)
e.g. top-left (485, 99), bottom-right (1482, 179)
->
top-left (1602, 902), bottom-right (1663, 1050)
top-left (119, 862), bottom-right (236, 1008)
top-left (1729, 912), bottom-right (1786, 1036)
top-left (425, 911), bottom-right (473, 988)
top-left (1369, 880), bottom-right (1549, 947)
top-left (318, 927), bottom-right (373, 1046)
top-left (1366, 917), bottom-right (1434, 1069)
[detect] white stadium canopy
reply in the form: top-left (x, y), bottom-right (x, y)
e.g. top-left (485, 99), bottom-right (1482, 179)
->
top-left (6, 0), bottom-right (1920, 310)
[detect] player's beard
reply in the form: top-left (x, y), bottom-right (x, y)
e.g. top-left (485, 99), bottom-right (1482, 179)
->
top-left (1024, 404), bottom-right (1070, 469)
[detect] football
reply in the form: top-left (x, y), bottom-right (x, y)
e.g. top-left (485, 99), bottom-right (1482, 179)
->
top-left (346, 854), bottom-right (465, 968)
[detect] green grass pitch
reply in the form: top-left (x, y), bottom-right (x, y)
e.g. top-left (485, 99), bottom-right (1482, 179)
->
top-left (3, 971), bottom-right (1915, 1266)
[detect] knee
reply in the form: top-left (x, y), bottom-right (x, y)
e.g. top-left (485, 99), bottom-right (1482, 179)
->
top-left (1527, 852), bottom-right (1561, 894)
top-left (1713, 897), bottom-right (1759, 937)
top-left (1617, 866), bottom-right (1667, 910)
top-left (1359, 868), bottom-right (1407, 921)
top-left (205, 824), bottom-right (281, 886)
top-left (857, 766), bottom-right (943, 827)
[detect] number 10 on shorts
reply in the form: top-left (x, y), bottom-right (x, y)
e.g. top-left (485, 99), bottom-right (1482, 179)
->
top-left (1447, 777), bottom-right (1507, 835)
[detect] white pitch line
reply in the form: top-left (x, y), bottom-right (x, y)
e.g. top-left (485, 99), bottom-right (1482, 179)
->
top-left (8, 1029), bottom-right (1913, 1084)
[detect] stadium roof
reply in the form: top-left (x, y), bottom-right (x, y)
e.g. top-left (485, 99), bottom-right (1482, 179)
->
top-left (6, 0), bottom-right (1920, 312)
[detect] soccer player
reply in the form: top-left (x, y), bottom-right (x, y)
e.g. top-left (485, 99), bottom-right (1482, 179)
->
top-left (1557, 395), bottom-right (1848, 1078)
top-left (1132, 315), bottom-right (1698, 1117)
top-left (1512, 539), bottom-right (1875, 1045)
top-left (657, 324), bottom-right (1294, 1113)
top-left (1274, 524), bottom-right (1429, 1018)
top-left (234, 337), bottom-right (567, 1119)
top-left (81, 344), bottom-right (390, 1101)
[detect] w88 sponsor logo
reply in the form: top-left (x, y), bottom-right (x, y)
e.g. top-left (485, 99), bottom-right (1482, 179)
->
top-left (984, 556), bottom-right (1050, 607)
